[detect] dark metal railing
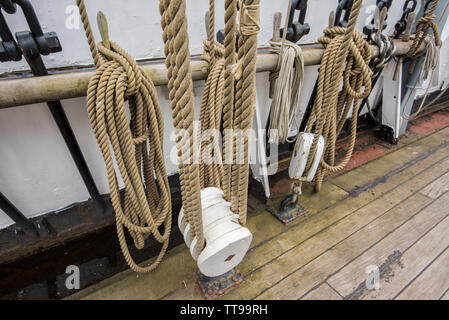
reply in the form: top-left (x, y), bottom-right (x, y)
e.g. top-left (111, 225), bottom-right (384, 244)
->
top-left (0, 0), bottom-right (104, 233)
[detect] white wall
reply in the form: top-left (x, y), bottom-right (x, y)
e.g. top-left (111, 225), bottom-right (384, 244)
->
top-left (0, 0), bottom-right (447, 229)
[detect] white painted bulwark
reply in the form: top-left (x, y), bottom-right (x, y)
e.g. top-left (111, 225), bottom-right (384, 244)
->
top-left (0, 1), bottom-right (448, 229)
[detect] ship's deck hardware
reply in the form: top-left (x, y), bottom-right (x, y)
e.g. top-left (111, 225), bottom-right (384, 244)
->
top-left (0, 0), bottom-right (448, 300)
top-left (0, 0), bottom-right (104, 232)
top-left (196, 268), bottom-right (245, 300)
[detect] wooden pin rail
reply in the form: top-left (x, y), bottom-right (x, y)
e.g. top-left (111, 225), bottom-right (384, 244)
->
top-left (0, 40), bottom-right (423, 109)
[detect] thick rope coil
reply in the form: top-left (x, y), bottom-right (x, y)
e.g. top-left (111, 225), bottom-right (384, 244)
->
top-left (77, 1), bottom-right (172, 273)
top-left (159, 0), bottom-right (205, 256)
top-left (303, 0), bottom-right (372, 193)
top-left (268, 39), bottom-right (304, 144)
top-left (406, 0), bottom-right (441, 58)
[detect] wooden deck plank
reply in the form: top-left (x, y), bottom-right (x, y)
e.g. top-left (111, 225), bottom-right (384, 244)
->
top-left (328, 192), bottom-right (449, 298)
top-left (335, 214), bottom-right (449, 300)
top-left (164, 153), bottom-right (449, 300)
top-left (70, 129), bottom-right (449, 300)
top-left (256, 192), bottom-right (449, 300)
top-left (166, 155), bottom-right (449, 300)
top-left (420, 171), bottom-right (449, 199)
top-left (441, 289), bottom-right (449, 300)
top-left (302, 283), bottom-right (342, 300)
top-left (69, 182), bottom-right (346, 300)
top-left (331, 127), bottom-right (449, 192)
top-left (396, 247), bottom-right (449, 300)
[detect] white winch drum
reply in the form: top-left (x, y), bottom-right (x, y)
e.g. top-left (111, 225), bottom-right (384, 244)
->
top-left (179, 187), bottom-right (253, 277)
top-left (289, 133), bottom-right (325, 182)
top-left (196, 227), bottom-right (252, 277)
top-left (178, 188), bottom-right (231, 235)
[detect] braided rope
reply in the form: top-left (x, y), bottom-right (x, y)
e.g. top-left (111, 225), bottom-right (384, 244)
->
top-left (304, 0), bottom-right (372, 192)
top-left (77, 1), bottom-right (171, 273)
top-left (159, 0), bottom-right (205, 256)
top-left (406, 0), bottom-right (441, 57)
top-left (233, 0), bottom-right (260, 224)
top-left (199, 10), bottom-right (226, 189)
top-left (222, 0), bottom-right (238, 201)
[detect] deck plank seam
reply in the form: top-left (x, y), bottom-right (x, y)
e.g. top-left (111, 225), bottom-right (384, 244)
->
top-left (319, 192), bottom-right (449, 300)
top-left (325, 281), bottom-right (345, 299)
top-left (254, 188), bottom-right (447, 300)
top-left (251, 150), bottom-right (449, 258)
top-left (439, 287), bottom-right (449, 300)
top-left (344, 140), bottom-right (449, 197)
top-left (393, 245), bottom-right (449, 299)
top-left (158, 156), bottom-right (449, 300)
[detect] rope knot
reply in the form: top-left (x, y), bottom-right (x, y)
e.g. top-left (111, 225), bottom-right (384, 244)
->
top-left (201, 40), bottom-right (225, 63)
top-left (238, 1), bottom-right (260, 36)
top-left (97, 41), bottom-right (142, 96)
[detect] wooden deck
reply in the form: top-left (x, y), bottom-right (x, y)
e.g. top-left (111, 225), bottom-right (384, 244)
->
top-left (69, 126), bottom-right (449, 300)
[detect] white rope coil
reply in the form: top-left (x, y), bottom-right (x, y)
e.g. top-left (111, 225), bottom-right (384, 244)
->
top-left (268, 39), bottom-right (304, 144)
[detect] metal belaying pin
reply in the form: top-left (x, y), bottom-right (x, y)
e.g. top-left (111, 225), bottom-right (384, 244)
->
top-left (97, 11), bottom-right (111, 50)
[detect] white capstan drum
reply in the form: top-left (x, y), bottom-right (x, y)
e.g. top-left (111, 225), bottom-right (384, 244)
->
top-left (289, 133), bottom-right (325, 182)
top-left (178, 187), bottom-right (253, 277)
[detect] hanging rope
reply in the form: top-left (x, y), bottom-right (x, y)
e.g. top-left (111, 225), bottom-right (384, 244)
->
top-left (198, 4), bottom-right (226, 189)
top-left (267, 40), bottom-right (304, 144)
top-left (222, 0), bottom-right (261, 225)
top-left (406, 0), bottom-right (441, 58)
top-left (303, 0), bottom-right (372, 192)
top-left (159, 0), bottom-right (205, 256)
top-left (222, 0), bottom-right (238, 204)
top-left (402, 34), bottom-right (440, 121)
top-left (268, 4), bottom-right (304, 145)
top-left (76, 0), bottom-right (171, 273)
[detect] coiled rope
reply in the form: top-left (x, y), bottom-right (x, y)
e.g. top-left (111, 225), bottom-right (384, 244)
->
top-left (76, 0), bottom-right (171, 272)
top-left (406, 0), bottom-right (441, 58)
top-left (268, 3), bottom-right (304, 144)
top-left (303, 0), bottom-right (372, 192)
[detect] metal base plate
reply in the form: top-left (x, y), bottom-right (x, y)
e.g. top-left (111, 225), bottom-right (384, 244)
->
top-left (196, 268), bottom-right (245, 300)
top-left (269, 202), bottom-right (309, 224)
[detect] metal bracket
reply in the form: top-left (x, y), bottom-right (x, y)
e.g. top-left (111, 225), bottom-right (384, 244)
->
top-left (268, 194), bottom-right (309, 224)
top-left (334, 0), bottom-right (354, 28)
top-left (196, 268), bottom-right (245, 300)
top-left (0, 0), bottom-right (61, 60)
top-left (394, 0), bottom-right (417, 39)
top-left (0, 0), bottom-right (104, 214)
top-left (280, 0), bottom-right (310, 43)
top-left (363, 0), bottom-right (392, 37)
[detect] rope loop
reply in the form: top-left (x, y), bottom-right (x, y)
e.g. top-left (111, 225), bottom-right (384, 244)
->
top-left (406, 0), bottom-right (441, 57)
top-left (318, 26), bottom-right (372, 101)
top-left (96, 41), bottom-right (142, 96)
top-left (304, 0), bottom-right (371, 192)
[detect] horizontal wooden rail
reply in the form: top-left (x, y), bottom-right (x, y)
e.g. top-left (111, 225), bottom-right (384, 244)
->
top-left (0, 40), bottom-right (422, 109)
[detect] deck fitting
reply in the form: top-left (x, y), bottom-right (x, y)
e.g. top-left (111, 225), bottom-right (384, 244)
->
top-left (196, 268), bottom-right (245, 299)
top-left (269, 202), bottom-right (309, 224)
